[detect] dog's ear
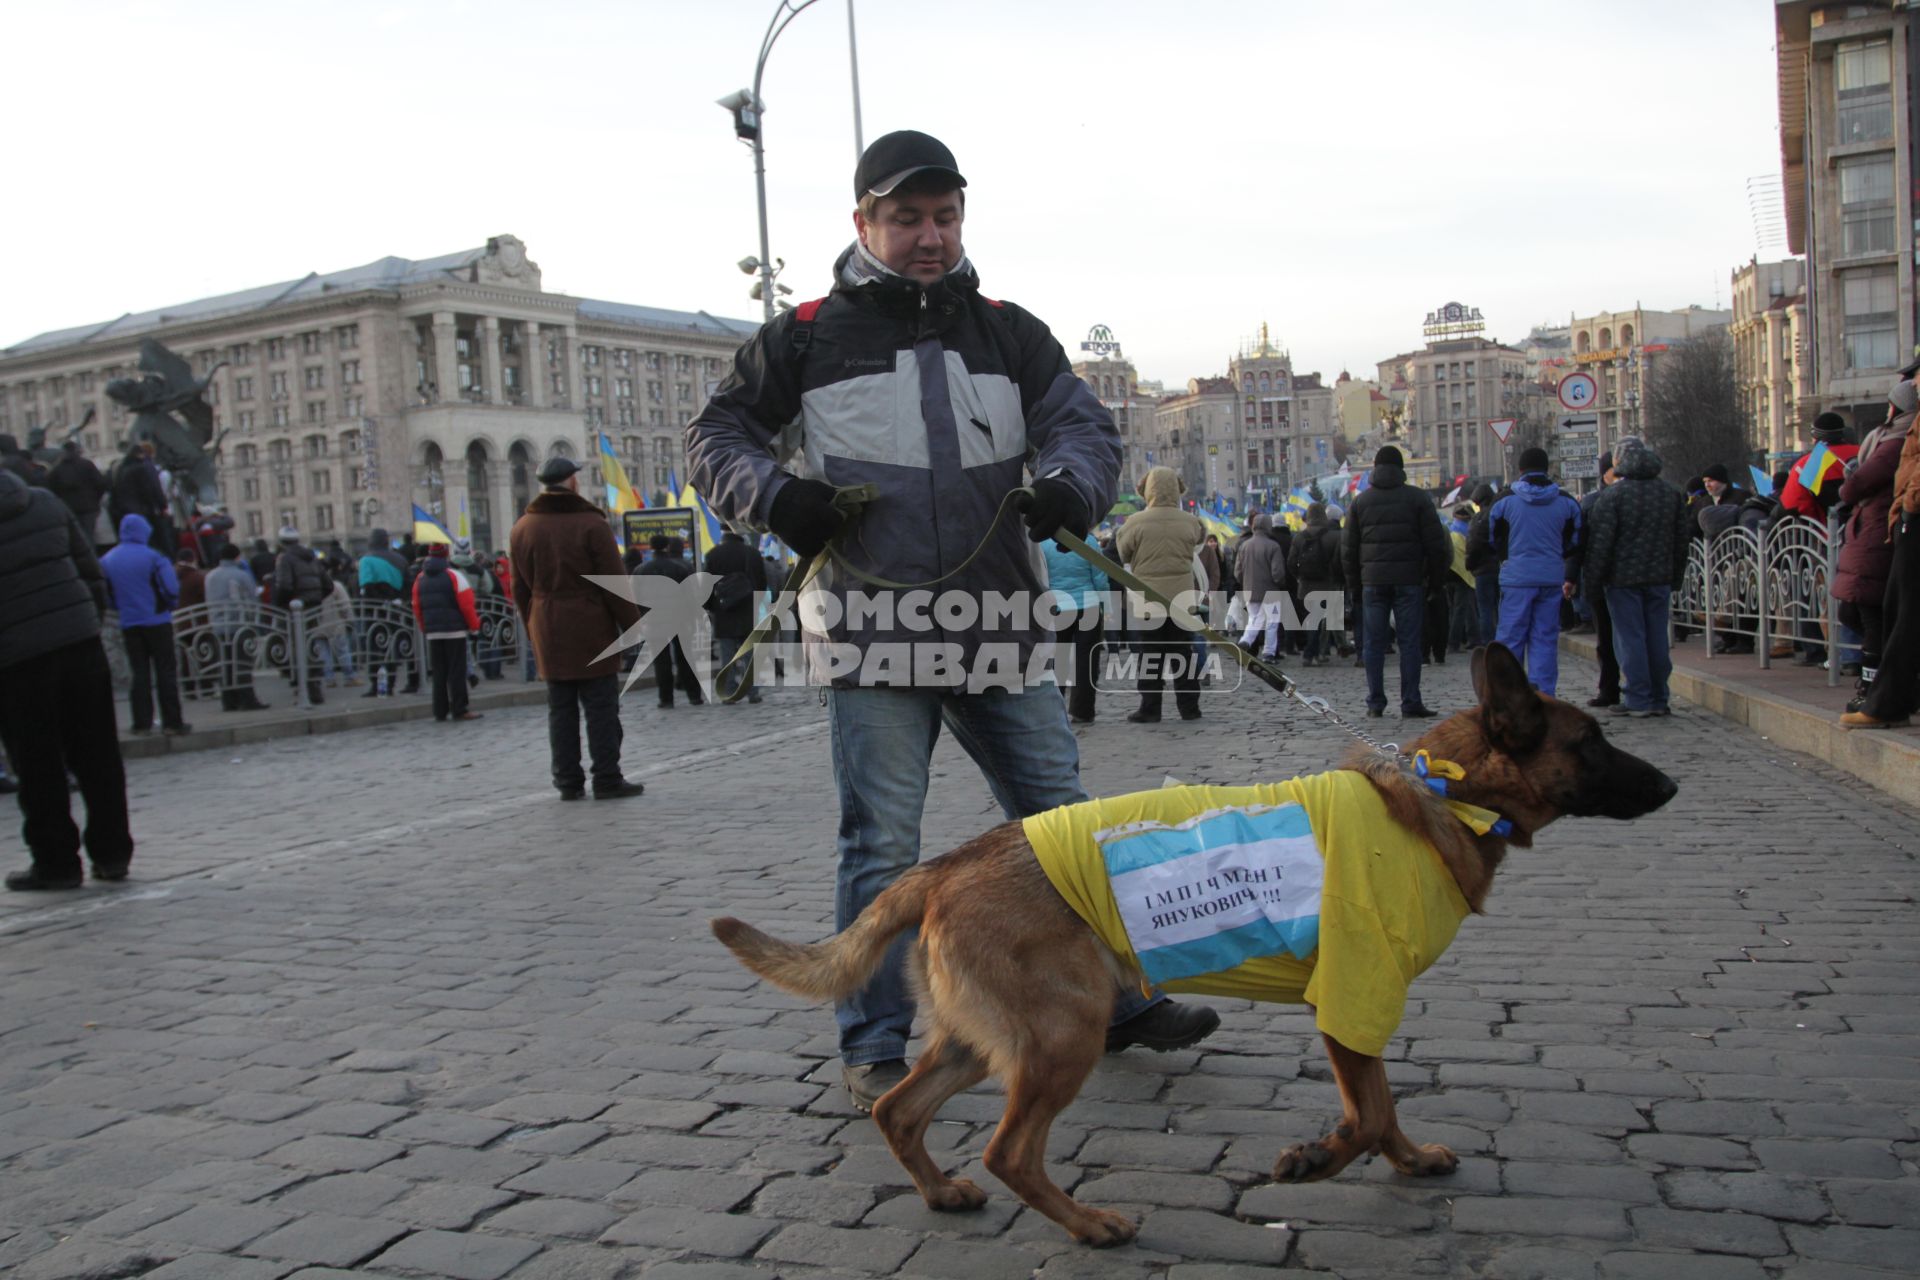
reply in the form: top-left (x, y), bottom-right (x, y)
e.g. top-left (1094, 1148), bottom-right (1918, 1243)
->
top-left (1471, 643), bottom-right (1547, 755)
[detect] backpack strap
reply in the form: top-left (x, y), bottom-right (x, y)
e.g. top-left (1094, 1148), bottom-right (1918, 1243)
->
top-left (791, 297), bottom-right (828, 353)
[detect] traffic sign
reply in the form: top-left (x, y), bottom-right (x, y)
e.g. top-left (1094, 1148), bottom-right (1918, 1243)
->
top-left (1487, 417), bottom-right (1516, 444)
top-left (1557, 372), bottom-right (1599, 412)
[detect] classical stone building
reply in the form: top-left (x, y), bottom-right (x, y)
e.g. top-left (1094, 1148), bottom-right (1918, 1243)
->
top-left (1388, 304), bottom-right (1528, 489)
top-left (1147, 326), bottom-right (1337, 509)
top-left (1564, 303), bottom-right (1733, 459)
top-left (0, 237), bottom-right (756, 551)
top-left (1775, 0), bottom-right (1917, 426)
top-left (1729, 256), bottom-right (1813, 459)
top-left (1070, 331), bottom-right (1158, 491)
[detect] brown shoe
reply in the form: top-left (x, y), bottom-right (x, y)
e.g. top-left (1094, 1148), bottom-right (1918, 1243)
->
top-left (1840, 711), bottom-right (1909, 730)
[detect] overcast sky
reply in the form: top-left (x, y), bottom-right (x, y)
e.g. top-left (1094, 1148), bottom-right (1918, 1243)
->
top-left (5, 0), bottom-right (1782, 387)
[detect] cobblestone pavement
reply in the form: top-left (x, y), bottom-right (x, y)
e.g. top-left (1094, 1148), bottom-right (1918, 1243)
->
top-left (2, 651), bottom-right (1917, 1279)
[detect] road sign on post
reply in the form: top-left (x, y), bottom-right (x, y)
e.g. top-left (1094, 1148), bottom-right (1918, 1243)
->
top-left (1557, 372), bottom-right (1599, 412)
top-left (1487, 417), bottom-right (1516, 444)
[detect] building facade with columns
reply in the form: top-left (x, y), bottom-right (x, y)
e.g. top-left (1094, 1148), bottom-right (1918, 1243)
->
top-left (0, 236), bottom-right (755, 552)
top-left (1729, 256), bottom-right (1812, 460)
top-left (1070, 324), bottom-right (1158, 491)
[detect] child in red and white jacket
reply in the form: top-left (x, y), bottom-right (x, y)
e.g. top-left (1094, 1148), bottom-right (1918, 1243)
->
top-left (411, 544), bottom-right (483, 722)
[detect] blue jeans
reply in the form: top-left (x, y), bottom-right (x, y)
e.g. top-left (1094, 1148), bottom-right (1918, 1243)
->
top-left (1605, 584), bottom-right (1673, 712)
top-left (1497, 584), bottom-right (1564, 695)
top-left (1363, 584), bottom-right (1424, 712)
top-left (828, 682), bottom-right (1158, 1065)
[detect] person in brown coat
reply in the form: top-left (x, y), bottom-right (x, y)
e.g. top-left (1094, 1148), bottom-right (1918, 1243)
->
top-left (1835, 379), bottom-right (1914, 701)
top-left (1843, 377), bottom-right (1920, 729)
top-left (508, 457), bottom-right (646, 800)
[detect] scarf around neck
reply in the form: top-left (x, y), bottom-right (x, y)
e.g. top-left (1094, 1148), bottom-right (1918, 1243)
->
top-left (838, 240), bottom-right (975, 290)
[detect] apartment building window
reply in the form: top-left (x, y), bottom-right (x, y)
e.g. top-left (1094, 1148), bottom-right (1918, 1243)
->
top-left (645, 351), bottom-right (662, 370)
top-left (675, 354), bottom-right (691, 373)
top-left (237, 410), bottom-right (255, 431)
top-left (341, 395), bottom-right (363, 418)
top-left (705, 357), bottom-right (723, 375)
top-left (547, 340), bottom-right (560, 367)
top-left (336, 324), bottom-right (360, 349)
top-left (312, 470), bottom-right (332, 494)
top-left (586, 405), bottom-right (604, 426)
top-left (341, 429), bottom-right (360, 454)
top-left (1838, 154), bottom-right (1895, 255)
top-left (276, 474), bottom-right (296, 497)
top-left (78, 371), bottom-right (95, 392)
top-left (304, 434), bottom-right (326, 458)
top-left (623, 435), bottom-right (643, 462)
top-left (266, 337), bottom-right (285, 361)
top-left (1835, 38), bottom-right (1893, 143)
top-left (340, 360), bottom-right (360, 384)
top-left (279, 509), bottom-right (297, 531)
top-left (677, 411), bottom-right (691, 428)
top-left (304, 366), bottom-right (324, 390)
top-left (235, 375), bottom-right (254, 400)
top-left (676, 381), bottom-right (692, 402)
top-left (351, 500), bottom-right (366, 527)
top-left (648, 409), bottom-right (665, 427)
top-left (246, 511), bottom-right (263, 537)
top-left (272, 406), bottom-right (290, 427)
top-left (617, 404), bottom-right (635, 426)
top-left (456, 335), bottom-right (473, 360)
top-left (616, 377), bottom-right (632, 398)
top-left (551, 372), bottom-right (565, 395)
top-left (504, 366), bottom-right (520, 391)
top-left (305, 401), bottom-right (326, 424)
top-left (300, 331), bottom-right (322, 356)
top-left (458, 363), bottom-right (475, 390)
top-left (615, 349), bottom-right (632, 370)
top-left (269, 371), bottom-right (288, 399)
top-left (269, 440), bottom-right (291, 464)
top-left (241, 478), bottom-right (260, 500)
top-left (1841, 267), bottom-right (1897, 370)
top-left (229, 342), bottom-right (253, 365)
top-left (348, 466), bottom-right (363, 490)
top-left (647, 380), bottom-right (663, 402)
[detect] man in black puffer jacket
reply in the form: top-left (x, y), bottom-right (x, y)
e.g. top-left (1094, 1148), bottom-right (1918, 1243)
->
top-left (1582, 436), bottom-right (1691, 717)
top-left (1342, 446), bottom-right (1450, 718)
top-left (0, 470), bottom-right (134, 890)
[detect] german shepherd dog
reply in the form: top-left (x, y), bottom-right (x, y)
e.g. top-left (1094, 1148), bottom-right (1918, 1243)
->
top-left (712, 645), bottom-right (1679, 1246)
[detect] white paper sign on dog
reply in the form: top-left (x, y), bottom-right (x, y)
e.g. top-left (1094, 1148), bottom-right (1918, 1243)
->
top-left (1096, 803), bottom-right (1323, 985)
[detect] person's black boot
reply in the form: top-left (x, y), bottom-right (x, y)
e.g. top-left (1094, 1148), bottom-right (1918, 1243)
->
top-left (1105, 1000), bottom-right (1221, 1053)
top-left (5, 868), bottom-right (83, 892)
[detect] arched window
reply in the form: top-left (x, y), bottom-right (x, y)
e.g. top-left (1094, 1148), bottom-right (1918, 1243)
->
top-left (1599, 327), bottom-right (1613, 349)
top-left (509, 442), bottom-right (533, 518)
top-left (421, 442), bottom-right (446, 522)
top-left (1576, 331), bottom-right (1591, 353)
top-left (1621, 323), bottom-right (1635, 347)
top-left (466, 441), bottom-right (493, 552)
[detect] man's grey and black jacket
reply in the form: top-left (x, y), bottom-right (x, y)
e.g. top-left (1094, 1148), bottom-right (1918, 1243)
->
top-left (688, 246), bottom-right (1121, 685)
top-left (1582, 439), bottom-right (1691, 595)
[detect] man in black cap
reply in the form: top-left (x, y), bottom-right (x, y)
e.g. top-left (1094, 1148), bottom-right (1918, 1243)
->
top-left (508, 457), bottom-right (645, 800)
top-left (1342, 446), bottom-right (1451, 717)
top-left (689, 128), bottom-right (1217, 1112)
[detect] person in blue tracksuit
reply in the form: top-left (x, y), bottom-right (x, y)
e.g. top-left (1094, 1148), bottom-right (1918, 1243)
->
top-left (1489, 447), bottom-right (1582, 695)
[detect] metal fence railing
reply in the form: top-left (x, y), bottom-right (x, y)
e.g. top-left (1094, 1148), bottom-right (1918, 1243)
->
top-left (1671, 514), bottom-right (1842, 686)
top-left (107, 593), bottom-right (531, 709)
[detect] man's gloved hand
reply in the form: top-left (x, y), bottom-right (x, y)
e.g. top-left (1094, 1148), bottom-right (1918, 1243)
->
top-left (1019, 476), bottom-right (1090, 543)
top-left (766, 477), bottom-right (844, 558)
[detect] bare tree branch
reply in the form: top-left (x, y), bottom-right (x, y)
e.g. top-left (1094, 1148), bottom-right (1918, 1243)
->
top-left (1643, 328), bottom-right (1749, 484)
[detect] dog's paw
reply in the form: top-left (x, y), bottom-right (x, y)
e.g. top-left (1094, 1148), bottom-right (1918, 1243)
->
top-left (1071, 1206), bottom-right (1137, 1248)
top-left (926, 1178), bottom-right (989, 1211)
top-left (1273, 1140), bottom-right (1337, 1182)
top-left (1388, 1142), bottom-right (1458, 1177)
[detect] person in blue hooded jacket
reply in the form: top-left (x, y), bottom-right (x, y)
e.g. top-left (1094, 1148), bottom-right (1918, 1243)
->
top-left (1489, 447), bottom-right (1582, 695)
top-left (100, 513), bottom-right (190, 735)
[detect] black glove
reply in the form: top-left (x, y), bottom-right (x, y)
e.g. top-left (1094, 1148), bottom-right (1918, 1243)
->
top-left (1019, 476), bottom-right (1090, 543)
top-left (766, 477), bottom-right (844, 558)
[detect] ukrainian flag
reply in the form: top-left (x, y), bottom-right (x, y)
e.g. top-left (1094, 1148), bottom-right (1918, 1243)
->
top-left (598, 431), bottom-right (643, 517)
top-left (676, 479), bottom-right (727, 560)
top-left (411, 503), bottom-right (455, 548)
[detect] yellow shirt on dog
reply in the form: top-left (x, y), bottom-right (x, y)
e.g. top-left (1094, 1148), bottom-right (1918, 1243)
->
top-left (1024, 769), bottom-right (1470, 1058)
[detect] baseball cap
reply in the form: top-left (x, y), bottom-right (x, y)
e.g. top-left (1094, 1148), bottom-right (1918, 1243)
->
top-left (855, 130), bottom-right (966, 200)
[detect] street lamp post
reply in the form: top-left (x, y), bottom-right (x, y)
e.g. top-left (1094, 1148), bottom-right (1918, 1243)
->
top-left (719, 0), bottom-right (823, 325)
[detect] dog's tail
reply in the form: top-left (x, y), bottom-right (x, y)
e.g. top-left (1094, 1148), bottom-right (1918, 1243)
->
top-left (711, 861), bottom-right (937, 1002)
